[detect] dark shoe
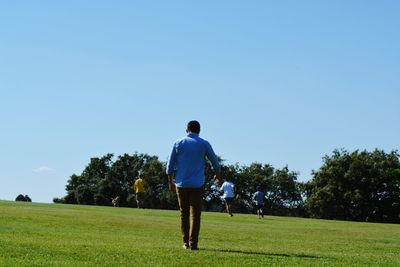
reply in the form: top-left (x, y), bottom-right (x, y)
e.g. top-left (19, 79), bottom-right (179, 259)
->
top-left (190, 246), bottom-right (199, 251)
top-left (229, 213), bottom-right (234, 217)
top-left (183, 244), bottom-right (190, 250)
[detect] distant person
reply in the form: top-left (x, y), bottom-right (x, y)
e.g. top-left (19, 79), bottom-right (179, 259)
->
top-left (220, 178), bottom-right (235, 217)
top-left (111, 196), bottom-right (120, 207)
top-left (167, 120), bottom-right (221, 250)
top-left (134, 175), bottom-right (145, 208)
top-left (252, 186), bottom-right (266, 219)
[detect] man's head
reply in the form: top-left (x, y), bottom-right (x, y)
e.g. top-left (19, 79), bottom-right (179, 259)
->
top-left (186, 120), bottom-right (201, 134)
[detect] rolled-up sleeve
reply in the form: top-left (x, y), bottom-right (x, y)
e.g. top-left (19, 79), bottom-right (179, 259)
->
top-left (166, 143), bottom-right (177, 175)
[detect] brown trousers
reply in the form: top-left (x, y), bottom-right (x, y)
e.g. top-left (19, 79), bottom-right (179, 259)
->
top-left (176, 186), bottom-right (204, 247)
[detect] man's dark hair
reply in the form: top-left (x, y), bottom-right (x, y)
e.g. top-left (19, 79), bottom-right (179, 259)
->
top-left (187, 120), bottom-right (201, 134)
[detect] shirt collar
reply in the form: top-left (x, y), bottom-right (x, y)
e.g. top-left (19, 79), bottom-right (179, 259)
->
top-left (187, 132), bottom-right (199, 137)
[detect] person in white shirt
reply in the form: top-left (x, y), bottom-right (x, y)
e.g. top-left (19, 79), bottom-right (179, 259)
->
top-left (220, 178), bottom-right (235, 217)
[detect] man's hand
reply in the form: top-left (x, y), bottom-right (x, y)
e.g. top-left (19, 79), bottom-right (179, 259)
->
top-left (169, 182), bottom-right (176, 193)
top-left (213, 172), bottom-right (221, 184)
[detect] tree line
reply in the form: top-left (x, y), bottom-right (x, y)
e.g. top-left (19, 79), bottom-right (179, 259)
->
top-left (54, 149), bottom-right (400, 223)
top-left (16, 194), bottom-right (32, 202)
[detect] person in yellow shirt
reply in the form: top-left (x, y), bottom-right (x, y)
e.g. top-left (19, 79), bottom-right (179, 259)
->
top-left (133, 176), bottom-right (146, 208)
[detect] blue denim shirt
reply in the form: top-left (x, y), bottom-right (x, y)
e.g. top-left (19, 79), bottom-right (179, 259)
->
top-left (167, 133), bottom-right (220, 188)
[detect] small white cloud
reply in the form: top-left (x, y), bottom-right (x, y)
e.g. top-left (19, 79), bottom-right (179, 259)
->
top-left (33, 166), bottom-right (54, 173)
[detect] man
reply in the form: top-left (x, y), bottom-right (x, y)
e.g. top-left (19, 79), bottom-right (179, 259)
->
top-left (252, 186), bottom-right (266, 219)
top-left (220, 178), bottom-right (235, 216)
top-left (167, 120), bottom-right (221, 250)
top-left (133, 175), bottom-right (145, 208)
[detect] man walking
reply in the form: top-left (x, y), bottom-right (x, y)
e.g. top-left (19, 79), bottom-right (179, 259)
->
top-left (134, 175), bottom-right (145, 208)
top-left (167, 120), bottom-right (221, 250)
top-left (252, 186), bottom-right (266, 219)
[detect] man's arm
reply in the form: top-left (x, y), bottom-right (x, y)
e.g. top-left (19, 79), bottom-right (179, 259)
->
top-left (205, 141), bottom-right (221, 184)
top-left (166, 144), bottom-right (177, 176)
top-left (166, 143), bottom-right (177, 192)
top-left (214, 171), bottom-right (221, 184)
top-left (168, 174), bottom-right (176, 193)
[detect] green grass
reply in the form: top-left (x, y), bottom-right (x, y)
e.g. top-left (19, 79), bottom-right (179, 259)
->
top-left (0, 201), bottom-right (399, 266)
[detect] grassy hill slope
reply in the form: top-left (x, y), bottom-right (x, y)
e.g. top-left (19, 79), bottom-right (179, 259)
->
top-left (0, 200), bottom-right (399, 266)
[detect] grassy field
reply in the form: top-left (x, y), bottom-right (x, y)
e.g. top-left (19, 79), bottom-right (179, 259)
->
top-left (0, 200), bottom-right (399, 266)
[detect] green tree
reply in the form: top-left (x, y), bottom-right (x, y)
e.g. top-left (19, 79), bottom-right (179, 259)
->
top-left (267, 167), bottom-right (303, 216)
top-left (58, 153), bottom-right (175, 208)
top-left (64, 154), bottom-right (114, 205)
top-left (57, 152), bottom-right (305, 217)
top-left (304, 149), bottom-right (400, 223)
top-left (234, 163), bottom-right (274, 213)
top-left (139, 155), bottom-right (169, 208)
top-left (203, 161), bottom-right (303, 216)
top-left (107, 153), bottom-right (146, 207)
top-left (15, 194), bottom-right (26, 202)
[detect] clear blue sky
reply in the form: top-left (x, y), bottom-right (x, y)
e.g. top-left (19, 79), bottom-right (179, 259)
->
top-left (1, 1), bottom-right (399, 203)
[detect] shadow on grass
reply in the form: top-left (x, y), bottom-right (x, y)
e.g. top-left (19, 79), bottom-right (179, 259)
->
top-left (203, 248), bottom-right (322, 259)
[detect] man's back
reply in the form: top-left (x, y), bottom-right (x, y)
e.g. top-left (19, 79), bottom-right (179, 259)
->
top-left (134, 178), bottom-right (145, 193)
top-left (253, 191), bottom-right (265, 205)
top-left (167, 133), bottom-right (219, 188)
top-left (220, 181), bottom-right (235, 198)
